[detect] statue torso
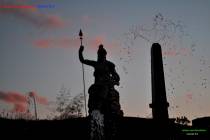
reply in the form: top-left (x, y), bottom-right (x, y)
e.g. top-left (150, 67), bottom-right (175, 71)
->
top-left (94, 61), bottom-right (113, 85)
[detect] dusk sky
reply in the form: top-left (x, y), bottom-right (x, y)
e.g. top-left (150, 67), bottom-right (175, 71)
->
top-left (0, 0), bottom-right (210, 121)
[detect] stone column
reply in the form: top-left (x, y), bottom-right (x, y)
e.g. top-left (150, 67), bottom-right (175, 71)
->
top-left (149, 43), bottom-right (169, 120)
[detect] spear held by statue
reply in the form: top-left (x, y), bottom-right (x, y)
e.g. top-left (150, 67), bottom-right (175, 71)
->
top-left (79, 29), bottom-right (87, 117)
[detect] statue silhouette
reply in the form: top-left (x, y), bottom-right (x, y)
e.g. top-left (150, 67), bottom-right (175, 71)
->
top-left (79, 44), bottom-right (123, 140)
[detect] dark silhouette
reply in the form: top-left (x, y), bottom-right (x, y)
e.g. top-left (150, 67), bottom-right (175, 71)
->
top-left (79, 44), bottom-right (123, 140)
top-left (192, 117), bottom-right (210, 127)
top-left (149, 43), bottom-right (169, 120)
top-left (175, 116), bottom-right (190, 126)
top-left (149, 43), bottom-right (170, 140)
top-left (0, 43), bottom-right (209, 139)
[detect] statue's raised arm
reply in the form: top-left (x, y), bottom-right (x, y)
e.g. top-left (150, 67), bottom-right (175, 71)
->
top-left (79, 45), bottom-right (96, 67)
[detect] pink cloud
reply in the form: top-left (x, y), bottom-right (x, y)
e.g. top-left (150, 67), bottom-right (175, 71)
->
top-left (13, 103), bottom-right (27, 112)
top-left (0, 91), bottom-right (27, 103)
top-left (0, 1), bottom-right (65, 28)
top-left (162, 50), bottom-right (177, 56)
top-left (0, 90), bottom-right (48, 112)
top-left (28, 91), bottom-right (48, 105)
top-left (37, 14), bottom-right (65, 28)
top-left (162, 48), bottom-right (192, 56)
top-left (34, 39), bottom-right (51, 48)
top-left (33, 37), bottom-right (79, 48)
top-left (89, 35), bottom-right (105, 48)
top-left (89, 35), bottom-right (120, 52)
top-left (186, 93), bottom-right (193, 100)
top-left (185, 92), bottom-right (193, 104)
top-left (33, 35), bottom-right (120, 52)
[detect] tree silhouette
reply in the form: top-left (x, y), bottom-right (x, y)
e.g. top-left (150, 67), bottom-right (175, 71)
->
top-left (175, 116), bottom-right (190, 126)
top-left (58, 93), bottom-right (84, 119)
top-left (55, 86), bottom-right (84, 119)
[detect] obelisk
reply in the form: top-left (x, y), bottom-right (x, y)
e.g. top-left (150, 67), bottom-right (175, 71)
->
top-left (149, 43), bottom-right (169, 120)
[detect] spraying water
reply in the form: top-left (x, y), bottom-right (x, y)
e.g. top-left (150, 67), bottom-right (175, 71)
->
top-left (90, 110), bottom-right (105, 140)
top-left (120, 13), bottom-right (210, 120)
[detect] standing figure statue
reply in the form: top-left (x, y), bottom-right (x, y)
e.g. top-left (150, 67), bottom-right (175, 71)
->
top-left (79, 44), bottom-right (123, 140)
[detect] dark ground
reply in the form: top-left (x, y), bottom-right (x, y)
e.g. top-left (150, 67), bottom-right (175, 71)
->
top-left (0, 117), bottom-right (209, 139)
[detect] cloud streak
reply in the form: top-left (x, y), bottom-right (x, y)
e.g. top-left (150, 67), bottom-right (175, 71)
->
top-left (162, 48), bottom-right (192, 56)
top-left (33, 35), bottom-right (120, 51)
top-left (0, 90), bottom-right (48, 112)
top-left (33, 37), bottom-right (79, 48)
top-left (0, 1), bottom-right (65, 28)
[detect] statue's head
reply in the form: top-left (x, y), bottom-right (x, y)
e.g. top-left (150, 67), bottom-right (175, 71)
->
top-left (97, 44), bottom-right (107, 62)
